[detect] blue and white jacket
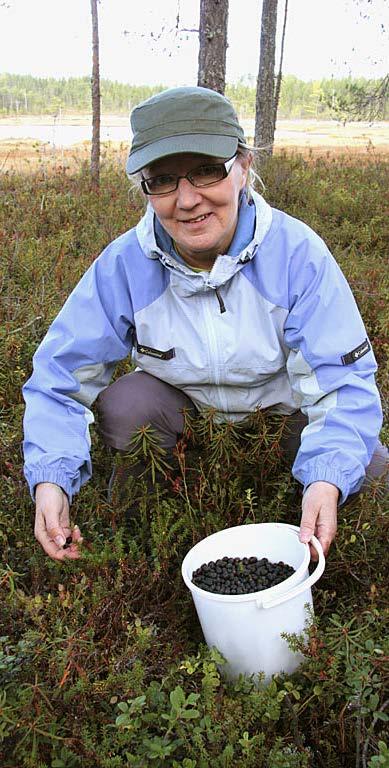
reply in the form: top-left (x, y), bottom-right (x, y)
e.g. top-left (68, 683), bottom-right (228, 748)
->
top-left (22, 190), bottom-right (383, 504)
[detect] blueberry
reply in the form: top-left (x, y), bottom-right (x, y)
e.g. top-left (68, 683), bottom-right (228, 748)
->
top-left (191, 556), bottom-right (295, 594)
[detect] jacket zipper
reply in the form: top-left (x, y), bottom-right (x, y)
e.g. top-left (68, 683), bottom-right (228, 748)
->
top-left (215, 287), bottom-right (226, 313)
top-left (201, 293), bottom-right (229, 414)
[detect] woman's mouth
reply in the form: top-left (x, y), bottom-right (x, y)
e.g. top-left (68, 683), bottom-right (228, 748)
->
top-left (181, 212), bottom-right (212, 225)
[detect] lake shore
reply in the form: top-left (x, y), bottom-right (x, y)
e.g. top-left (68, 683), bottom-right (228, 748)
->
top-left (1, 114), bottom-right (389, 146)
top-left (1, 116), bottom-right (388, 173)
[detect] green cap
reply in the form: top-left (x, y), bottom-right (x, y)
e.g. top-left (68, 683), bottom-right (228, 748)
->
top-left (126, 86), bottom-right (245, 174)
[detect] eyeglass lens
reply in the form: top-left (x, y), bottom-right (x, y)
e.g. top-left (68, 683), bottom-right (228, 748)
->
top-left (142, 157), bottom-right (236, 195)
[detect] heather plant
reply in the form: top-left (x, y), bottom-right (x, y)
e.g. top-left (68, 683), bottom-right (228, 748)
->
top-left (0, 151), bottom-right (388, 767)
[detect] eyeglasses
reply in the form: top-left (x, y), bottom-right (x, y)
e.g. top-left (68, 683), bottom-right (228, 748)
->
top-left (141, 155), bottom-right (237, 196)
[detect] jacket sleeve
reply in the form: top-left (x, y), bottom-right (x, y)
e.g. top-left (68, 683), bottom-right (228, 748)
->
top-left (22, 243), bottom-right (134, 502)
top-left (284, 230), bottom-right (383, 503)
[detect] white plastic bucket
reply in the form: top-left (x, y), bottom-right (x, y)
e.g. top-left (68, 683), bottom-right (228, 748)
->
top-left (181, 523), bottom-right (325, 681)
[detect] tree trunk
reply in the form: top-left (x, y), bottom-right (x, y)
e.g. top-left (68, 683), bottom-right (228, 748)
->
top-left (197, 0), bottom-right (229, 94)
top-left (254, 0), bottom-right (278, 155)
top-left (90, 0), bottom-right (100, 188)
top-left (273, 0), bottom-right (288, 133)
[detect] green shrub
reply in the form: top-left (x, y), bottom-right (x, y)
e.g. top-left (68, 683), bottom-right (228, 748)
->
top-left (0, 152), bottom-right (388, 767)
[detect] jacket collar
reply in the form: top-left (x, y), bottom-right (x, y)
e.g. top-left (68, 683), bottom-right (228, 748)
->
top-left (135, 189), bottom-right (272, 292)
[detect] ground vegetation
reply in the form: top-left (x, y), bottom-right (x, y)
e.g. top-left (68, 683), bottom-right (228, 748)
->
top-left (0, 147), bottom-right (388, 767)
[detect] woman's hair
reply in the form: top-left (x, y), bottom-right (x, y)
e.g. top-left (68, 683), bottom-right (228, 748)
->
top-left (127, 171), bottom-right (146, 207)
top-left (127, 142), bottom-right (265, 206)
top-left (236, 143), bottom-right (265, 200)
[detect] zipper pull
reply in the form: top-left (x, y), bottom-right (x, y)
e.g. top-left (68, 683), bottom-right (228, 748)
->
top-left (215, 287), bottom-right (226, 314)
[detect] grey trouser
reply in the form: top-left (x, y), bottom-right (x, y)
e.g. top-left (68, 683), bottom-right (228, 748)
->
top-left (96, 371), bottom-right (389, 493)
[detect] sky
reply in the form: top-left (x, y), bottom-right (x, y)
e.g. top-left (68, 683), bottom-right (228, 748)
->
top-left (0, 0), bottom-right (388, 85)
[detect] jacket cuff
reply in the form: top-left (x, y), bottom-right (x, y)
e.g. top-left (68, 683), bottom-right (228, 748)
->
top-left (294, 463), bottom-right (352, 505)
top-left (28, 470), bottom-right (75, 504)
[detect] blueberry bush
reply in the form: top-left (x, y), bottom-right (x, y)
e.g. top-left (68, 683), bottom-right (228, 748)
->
top-left (0, 148), bottom-right (388, 767)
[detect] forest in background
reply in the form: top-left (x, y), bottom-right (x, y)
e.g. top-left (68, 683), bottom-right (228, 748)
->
top-left (1, 72), bottom-right (388, 121)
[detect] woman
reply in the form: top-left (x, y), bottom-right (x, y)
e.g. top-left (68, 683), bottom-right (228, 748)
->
top-left (23, 86), bottom-right (388, 562)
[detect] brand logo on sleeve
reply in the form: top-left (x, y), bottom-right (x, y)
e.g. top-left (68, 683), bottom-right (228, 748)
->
top-left (136, 342), bottom-right (175, 360)
top-left (341, 339), bottom-right (371, 365)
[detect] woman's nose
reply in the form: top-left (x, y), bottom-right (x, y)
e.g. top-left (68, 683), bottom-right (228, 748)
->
top-left (175, 177), bottom-right (203, 208)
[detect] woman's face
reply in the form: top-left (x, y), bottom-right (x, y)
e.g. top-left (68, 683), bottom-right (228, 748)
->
top-left (144, 152), bottom-right (251, 269)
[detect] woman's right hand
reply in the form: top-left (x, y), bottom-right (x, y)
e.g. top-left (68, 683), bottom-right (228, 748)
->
top-left (35, 482), bottom-right (83, 560)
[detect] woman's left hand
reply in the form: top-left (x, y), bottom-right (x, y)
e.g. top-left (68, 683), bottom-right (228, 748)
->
top-left (299, 481), bottom-right (339, 559)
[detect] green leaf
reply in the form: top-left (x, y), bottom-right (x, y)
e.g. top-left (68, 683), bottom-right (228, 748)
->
top-left (375, 712), bottom-right (389, 722)
top-left (170, 685), bottom-right (185, 711)
top-left (131, 695), bottom-right (147, 710)
top-left (181, 709), bottom-right (200, 719)
top-left (209, 647), bottom-right (226, 665)
top-left (369, 693), bottom-right (380, 710)
top-left (187, 692), bottom-right (200, 705)
top-left (115, 714), bottom-right (131, 727)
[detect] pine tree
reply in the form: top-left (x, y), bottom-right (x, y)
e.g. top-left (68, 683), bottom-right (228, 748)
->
top-left (197, 0), bottom-right (229, 94)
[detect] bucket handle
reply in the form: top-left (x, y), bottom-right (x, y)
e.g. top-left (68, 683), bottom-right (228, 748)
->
top-left (256, 533), bottom-right (325, 610)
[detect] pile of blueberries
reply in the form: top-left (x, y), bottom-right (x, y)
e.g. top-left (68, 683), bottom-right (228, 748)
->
top-left (191, 556), bottom-right (295, 595)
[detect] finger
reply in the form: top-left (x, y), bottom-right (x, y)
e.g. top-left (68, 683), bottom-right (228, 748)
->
top-left (316, 516), bottom-right (337, 554)
top-left (37, 503), bottom-right (67, 541)
top-left (62, 530), bottom-right (83, 560)
top-left (35, 512), bottom-right (65, 549)
top-left (300, 504), bottom-right (326, 558)
top-left (299, 508), bottom-right (317, 544)
top-left (61, 524), bottom-right (83, 559)
top-left (316, 532), bottom-right (334, 558)
top-left (46, 526), bottom-right (68, 548)
top-left (35, 530), bottom-right (71, 560)
top-left (72, 524), bottom-right (83, 542)
top-left (308, 540), bottom-right (330, 560)
top-left (45, 507), bottom-right (71, 547)
top-left (62, 545), bottom-right (82, 560)
top-left (36, 527), bottom-right (82, 560)
top-left (35, 512), bottom-right (74, 559)
top-left (308, 519), bottom-right (337, 559)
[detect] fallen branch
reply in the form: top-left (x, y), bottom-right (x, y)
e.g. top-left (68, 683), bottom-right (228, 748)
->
top-left (9, 316), bottom-right (42, 335)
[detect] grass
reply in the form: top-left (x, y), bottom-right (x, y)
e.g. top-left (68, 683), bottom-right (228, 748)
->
top-left (0, 148), bottom-right (388, 767)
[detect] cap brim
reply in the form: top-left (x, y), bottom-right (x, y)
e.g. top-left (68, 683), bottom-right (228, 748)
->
top-left (126, 134), bottom-right (239, 174)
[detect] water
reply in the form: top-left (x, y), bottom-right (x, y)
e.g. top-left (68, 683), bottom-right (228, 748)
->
top-left (0, 120), bottom-right (328, 147)
top-left (0, 119), bottom-right (386, 148)
top-left (0, 123), bottom-right (131, 146)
